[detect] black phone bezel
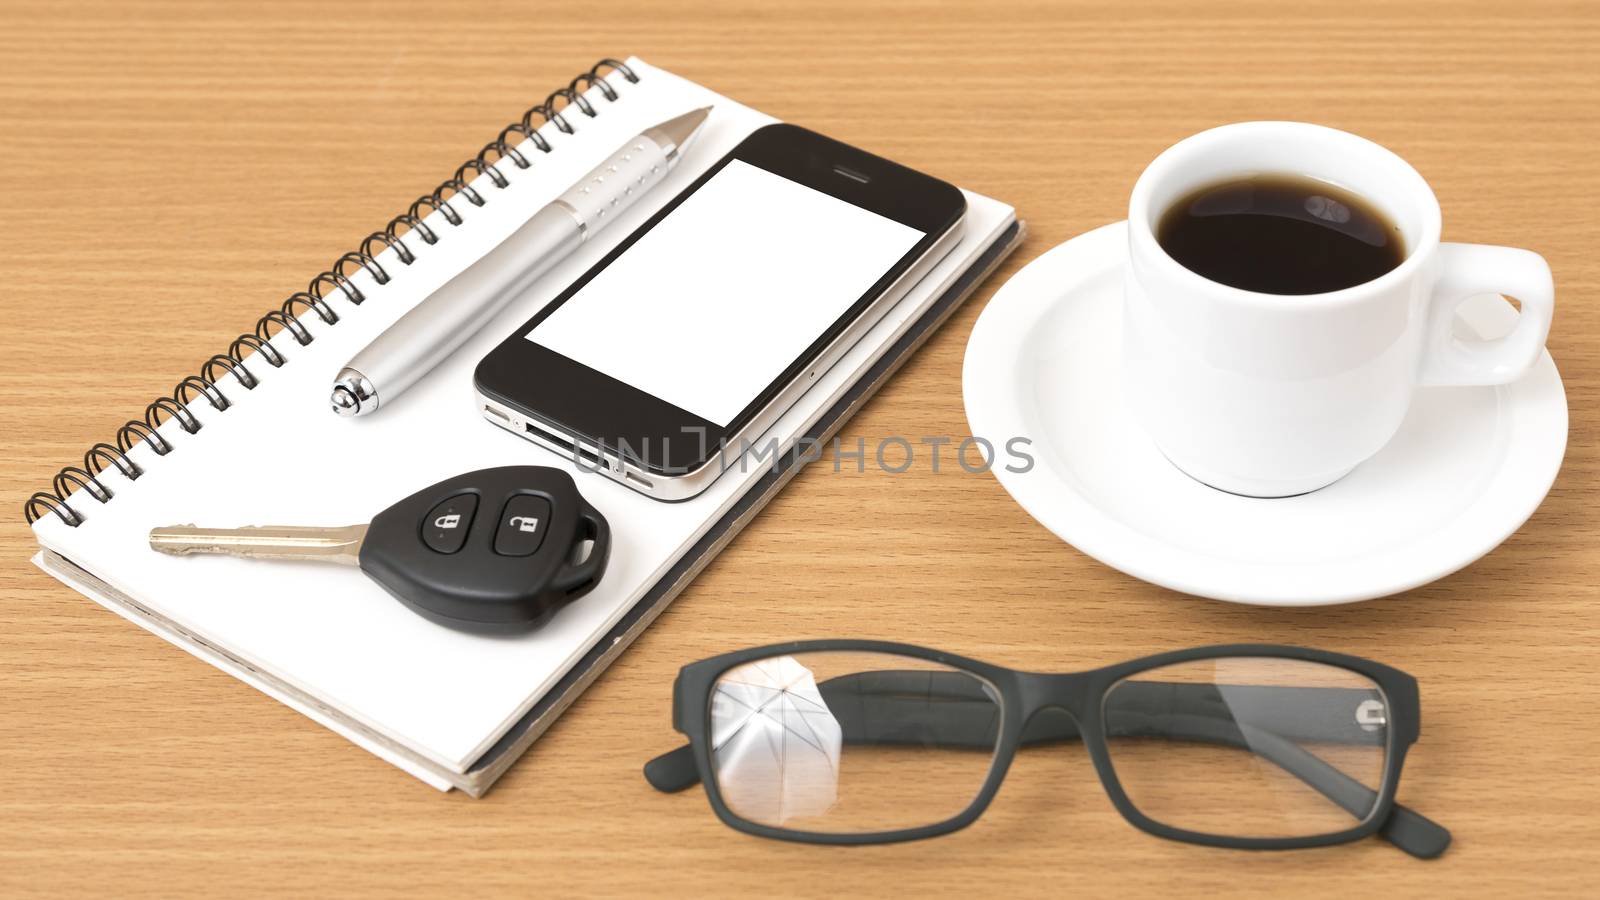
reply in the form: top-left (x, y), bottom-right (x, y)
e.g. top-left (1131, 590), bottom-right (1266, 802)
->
top-left (474, 122), bottom-right (967, 476)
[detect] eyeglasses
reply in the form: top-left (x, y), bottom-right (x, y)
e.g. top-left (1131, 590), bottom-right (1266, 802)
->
top-left (644, 641), bottom-right (1449, 858)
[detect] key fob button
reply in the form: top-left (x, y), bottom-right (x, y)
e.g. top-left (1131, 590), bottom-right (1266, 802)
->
top-left (494, 495), bottom-right (552, 557)
top-left (421, 493), bottom-right (478, 554)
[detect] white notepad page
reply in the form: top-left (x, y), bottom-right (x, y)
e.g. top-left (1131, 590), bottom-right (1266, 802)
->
top-left (31, 58), bottom-right (1016, 778)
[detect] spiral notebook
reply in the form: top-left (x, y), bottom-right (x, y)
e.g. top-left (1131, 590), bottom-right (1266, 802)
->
top-left (23, 57), bottom-right (1021, 794)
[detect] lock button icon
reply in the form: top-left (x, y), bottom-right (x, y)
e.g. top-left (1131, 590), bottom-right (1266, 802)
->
top-left (420, 493), bottom-right (479, 554)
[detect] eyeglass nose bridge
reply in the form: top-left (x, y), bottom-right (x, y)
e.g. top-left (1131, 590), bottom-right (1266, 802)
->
top-left (1015, 671), bottom-right (1098, 721)
top-left (1007, 673), bottom-right (1100, 756)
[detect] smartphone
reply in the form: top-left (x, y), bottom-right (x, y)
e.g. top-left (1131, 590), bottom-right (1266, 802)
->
top-left (474, 123), bottom-right (967, 500)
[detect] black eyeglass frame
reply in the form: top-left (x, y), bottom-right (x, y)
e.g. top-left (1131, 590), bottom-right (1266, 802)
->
top-left (652, 640), bottom-right (1447, 857)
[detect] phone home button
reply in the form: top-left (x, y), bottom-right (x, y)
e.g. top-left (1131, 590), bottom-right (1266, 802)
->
top-left (495, 495), bottom-right (552, 557)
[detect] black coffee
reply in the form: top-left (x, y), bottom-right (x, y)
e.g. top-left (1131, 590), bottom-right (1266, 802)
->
top-left (1156, 174), bottom-right (1405, 294)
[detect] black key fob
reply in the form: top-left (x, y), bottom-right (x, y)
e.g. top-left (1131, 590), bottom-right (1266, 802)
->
top-left (359, 466), bottom-right (610, 634)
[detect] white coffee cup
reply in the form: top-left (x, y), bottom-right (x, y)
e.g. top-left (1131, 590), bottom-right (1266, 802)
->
top-left (1123, 121), bottom-right (1554, 497)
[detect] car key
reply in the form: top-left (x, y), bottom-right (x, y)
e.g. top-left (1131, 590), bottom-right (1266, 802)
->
top-left (149, 466), bottom-right (610, 634)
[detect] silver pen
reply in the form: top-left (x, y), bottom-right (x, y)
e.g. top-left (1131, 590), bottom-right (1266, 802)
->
top-left (330, 106), bottom-right (713, 416)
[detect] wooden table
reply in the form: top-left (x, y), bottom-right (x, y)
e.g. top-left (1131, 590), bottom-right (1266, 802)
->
top-left (3, 1), bottom-right (1595, 895)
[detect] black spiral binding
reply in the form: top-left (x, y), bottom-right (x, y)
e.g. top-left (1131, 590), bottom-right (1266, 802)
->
top-left (24, 58), bottom-right (640, 528)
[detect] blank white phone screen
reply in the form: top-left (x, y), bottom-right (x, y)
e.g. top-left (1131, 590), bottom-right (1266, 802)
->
top-left (527, 159), bottom-right (925, 427)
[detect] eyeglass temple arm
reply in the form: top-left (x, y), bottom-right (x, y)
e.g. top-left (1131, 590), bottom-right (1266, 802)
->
top-left (642, 672), bottom-right (1448, 858)
top-left (1215, 717), bottom-right (1450, 860)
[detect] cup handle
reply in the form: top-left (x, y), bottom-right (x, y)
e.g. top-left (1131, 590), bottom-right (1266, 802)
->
top-left (1418, 243), bottom-right (1554, 386)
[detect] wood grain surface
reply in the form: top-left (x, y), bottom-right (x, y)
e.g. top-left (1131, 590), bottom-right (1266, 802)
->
top-left (2, 0), bottom-right (1596, 896)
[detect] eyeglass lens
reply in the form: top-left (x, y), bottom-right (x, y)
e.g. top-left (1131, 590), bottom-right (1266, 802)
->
top-left (1103, 657), bottom-right (1390, 839)
top-left (708, 651), bottom-right (1001, 834)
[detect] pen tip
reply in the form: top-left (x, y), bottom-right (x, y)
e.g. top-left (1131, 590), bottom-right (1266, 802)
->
top-left (649, 107), bottom-right (713, 156)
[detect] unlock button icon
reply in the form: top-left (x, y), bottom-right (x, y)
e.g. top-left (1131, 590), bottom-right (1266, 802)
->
top-left (495, 495), bottom-right (552, 557)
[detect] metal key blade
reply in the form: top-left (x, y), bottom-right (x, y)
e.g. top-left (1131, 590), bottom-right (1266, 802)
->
top-left (149, 524), bottom-right (368, 566)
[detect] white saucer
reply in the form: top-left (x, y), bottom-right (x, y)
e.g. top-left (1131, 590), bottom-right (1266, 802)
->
top-left (963, 222), bottom-right (1568, 606)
